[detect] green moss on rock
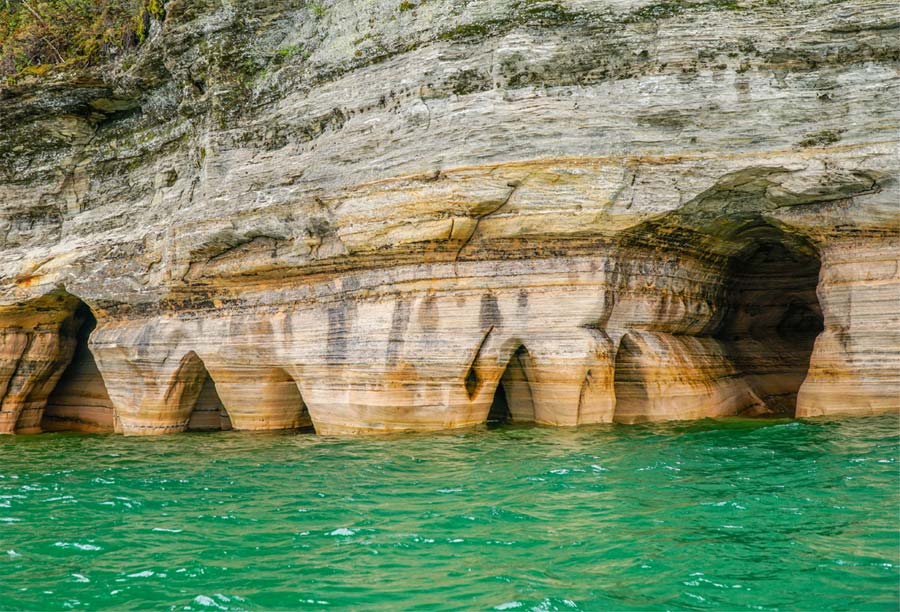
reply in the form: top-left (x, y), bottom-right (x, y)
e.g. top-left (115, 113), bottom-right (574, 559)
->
top-left (0, 0), bottom-right (166, 79)
top-left (797, 129), bottom-right (843, 148)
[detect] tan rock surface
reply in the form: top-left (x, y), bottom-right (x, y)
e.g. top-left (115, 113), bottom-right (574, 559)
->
top-left (0, 0), bottom-right (896, 434)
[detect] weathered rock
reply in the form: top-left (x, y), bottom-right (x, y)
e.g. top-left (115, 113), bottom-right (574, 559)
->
top-left (0, 0), bottom-right (897, 434)
top-left (41, 309), bottom-right (116, 433)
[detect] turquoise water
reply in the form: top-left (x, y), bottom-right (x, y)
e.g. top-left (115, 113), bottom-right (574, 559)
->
top-left (1, 416), bottom-right (898, 611)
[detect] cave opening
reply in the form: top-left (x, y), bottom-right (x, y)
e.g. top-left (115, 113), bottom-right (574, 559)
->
top-left (609, 216), bottom-right (825, 422)
top-left (714, 232), bottom-right (824, 417)
top-left (183, 355), bottom-right (232, 432)
top-left (172, 354), bottom-right (315, 433)
top-left (487, 346), bottom-right (536, 427)
top-left (41, 299), bottom-right (115, 433)
top-left (487, 381), bottom-right (512, 426)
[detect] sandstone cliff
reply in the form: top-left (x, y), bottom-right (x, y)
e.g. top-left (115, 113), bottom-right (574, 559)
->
top-left (0, 0), bottom-right (897, 434)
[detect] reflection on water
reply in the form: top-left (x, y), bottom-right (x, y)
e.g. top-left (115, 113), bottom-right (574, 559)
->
top-left (0, 415), bottom-right (898, 610)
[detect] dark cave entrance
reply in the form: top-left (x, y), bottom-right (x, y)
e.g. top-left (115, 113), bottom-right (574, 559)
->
top-left (487, 381), bottom-right (511, 426)
top-left (487, 346), bottom-right (536, 427)
top-left (714, 233), bottom-right (824, 416)
top-left (41, 299), bottom-right (115, 433)
top-left (187, 371), bottom-right (232, 431)
top-left (180, 352), bottom-right (232, 432)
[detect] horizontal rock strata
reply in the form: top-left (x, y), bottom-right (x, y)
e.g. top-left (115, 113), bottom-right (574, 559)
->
top-left (0, 0), bottom-right (897, 434)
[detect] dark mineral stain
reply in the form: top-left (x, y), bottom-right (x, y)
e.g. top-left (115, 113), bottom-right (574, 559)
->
top-left (480, 293), bottom-right (502, 328)
top-left (387, 300), bottom-right (412, 365)
top-left (419, 294), bottom-right (439, 333)
top-left (517, 289), bottom-right (528, 310)
top-left (326, 303), bottom-right (356, 362)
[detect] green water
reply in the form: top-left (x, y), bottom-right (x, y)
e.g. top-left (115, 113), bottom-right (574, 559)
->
top-left (1, 416), bottom-right (898, 611)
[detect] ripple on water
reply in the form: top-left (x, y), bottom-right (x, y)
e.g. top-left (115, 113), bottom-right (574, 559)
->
top-left (0, 415), bottom-right (897, 610)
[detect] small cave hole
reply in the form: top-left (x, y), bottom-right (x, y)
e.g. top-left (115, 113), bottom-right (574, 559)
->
top-left (42, 300), bottom-right (115, 433)
top-left (465, 365), bottom-right (479, 399)
top-left (486, 346), bottom-right (536, 427)
top-left (186, 368), bottom-right (232, 432)
top-left (487, 380), bottom-right (512, 427)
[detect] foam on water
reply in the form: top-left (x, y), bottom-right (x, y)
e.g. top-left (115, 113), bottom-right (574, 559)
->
top-left (0, 415), bottom-right (897, 610)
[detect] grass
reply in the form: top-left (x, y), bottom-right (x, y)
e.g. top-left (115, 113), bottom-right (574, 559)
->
top-left (0, 0), bottom-right (165, 79)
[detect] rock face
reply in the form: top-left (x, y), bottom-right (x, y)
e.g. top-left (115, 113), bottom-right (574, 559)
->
top-left (0, 0), bottom-right (897, 434)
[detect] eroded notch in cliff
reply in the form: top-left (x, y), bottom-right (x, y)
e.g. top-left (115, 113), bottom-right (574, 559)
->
top-left (179, 353), bottom-right (232, 432)
top-left (169, 355), bottom-right (312, 432)
top-left (612, 211), bottom-right (824, 421)
top-left (487, 346), bottom-right (536, 426)
top-left (187, 371), bottom-right (232, 431)
top-left (41, 300), bottom-right (115, 433)
top-left (715, 231), bottom-right (824, 416)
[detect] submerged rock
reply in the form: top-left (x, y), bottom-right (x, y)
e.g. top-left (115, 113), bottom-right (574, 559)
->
top-left (0, 0), bottom-right (897, 434)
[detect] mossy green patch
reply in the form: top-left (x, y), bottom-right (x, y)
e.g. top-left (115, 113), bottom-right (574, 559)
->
top-left (275, 44), bottom-right (306, 60)
top-left (797, 129), bottom-right (843, 148)
top-left (626, 0), bottom-right (746, 23)
top-left (438, 22), bottom-right (497, 41)
top-left (0, 0), bottom-right (166, 78)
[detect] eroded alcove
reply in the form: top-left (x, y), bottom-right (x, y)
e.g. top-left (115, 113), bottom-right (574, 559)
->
top-left (171, 353), bottom-right (313, 433)
top-left (39, 298), bottom-right (116, 433)
top-left (178, 352), bottom-right (233, 432)
top-left (714, 232), bottom-right (824, 416)
top-left (487, 346), bottom-right (536, 425)
top-left (611, 334), bottom-right (649, 421)
top-left (611, 215), bottom-right (825, 420)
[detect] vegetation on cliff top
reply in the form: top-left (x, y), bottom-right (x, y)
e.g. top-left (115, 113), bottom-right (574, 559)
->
top-left (0, 0), bottom-right (163, 79)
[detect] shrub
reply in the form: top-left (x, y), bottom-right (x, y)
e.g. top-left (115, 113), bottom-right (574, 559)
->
top-left (0, 0), bottom-right (165, 78)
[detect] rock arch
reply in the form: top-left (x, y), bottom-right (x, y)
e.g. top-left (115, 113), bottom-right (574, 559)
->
top-left (611, 213), bottom-right (824, 421)
top-left (169, 351), bottom-right (231, 432)
top-left (487, 345), bottom-right (537, 425)
top-left (0, 291), bottom-right (115, 434)
top-left (186, 362), bottom-right (232, 432)
top-left (41, 300), bottom-right (116, 433)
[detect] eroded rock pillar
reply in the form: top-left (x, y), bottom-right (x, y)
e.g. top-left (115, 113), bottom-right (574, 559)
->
top-left (92, 339), bottom-right (210, 435)
top-left (0, 328), bottom-right (75, 433)
top-left (797, 240), bottom-right (900, 416)
top-left (0, 293), bottom-right (89, 434)
top-left (473, 331), bottom-right (616, 428)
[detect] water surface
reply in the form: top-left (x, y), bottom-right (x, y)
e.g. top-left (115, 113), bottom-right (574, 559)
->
top-left (1, 415), bottom-right (898, 610)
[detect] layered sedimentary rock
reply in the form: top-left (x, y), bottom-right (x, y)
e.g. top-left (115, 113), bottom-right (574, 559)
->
top-left (41, 309), bottom-right (116, 433)
top-left (0, 0), bottom-right (897, 434)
